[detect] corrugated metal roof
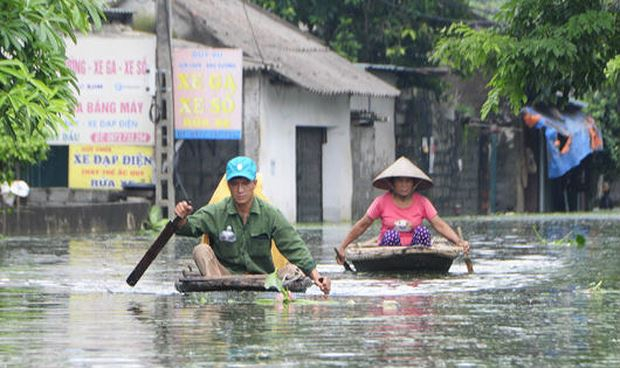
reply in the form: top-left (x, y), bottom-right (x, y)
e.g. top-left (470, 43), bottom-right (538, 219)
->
top-left (174, 0), bottom-right (400, 97)
top-left (358, 63), bottom-right (450, 76)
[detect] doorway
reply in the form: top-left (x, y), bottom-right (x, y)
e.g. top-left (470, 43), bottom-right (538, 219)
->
top-left (296, 127), bottom-right (325, 222)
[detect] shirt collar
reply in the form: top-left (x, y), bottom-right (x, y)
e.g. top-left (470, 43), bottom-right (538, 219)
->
top-left (224, 196), bottom-right (261, 216)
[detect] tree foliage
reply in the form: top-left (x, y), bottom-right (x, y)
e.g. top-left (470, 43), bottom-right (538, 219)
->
top-left (432, 0), bottom-right (620, 119)
top-left (586, 83), bottom-right (620, 177)
top-left (252, 0), bottom-right (475, 67)
top-left (606, 54), bottom-right (620, 82)
top-left (0, 0), bottom-right (104, 181)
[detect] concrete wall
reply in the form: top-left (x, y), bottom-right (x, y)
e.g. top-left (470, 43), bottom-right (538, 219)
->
top-left (1, 189), bottom-right (150, 236)
top-left (350, 95), bottom-right (396, 220)
top-left (242, 72), bottom-right (261, 160)
top-left (249, 78), bottom-right (352, 222)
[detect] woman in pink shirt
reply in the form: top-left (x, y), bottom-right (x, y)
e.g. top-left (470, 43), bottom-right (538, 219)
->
top-left (335, 157), bottom-right (470, 264)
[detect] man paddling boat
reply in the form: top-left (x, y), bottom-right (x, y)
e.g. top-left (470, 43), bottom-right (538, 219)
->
top-left (174, 156), bottom-right (331, 295)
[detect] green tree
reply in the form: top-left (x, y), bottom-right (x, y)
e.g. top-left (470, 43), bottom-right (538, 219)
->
top-left (432, 0), bottom-right (620, 119)
top-left (0, 0), bottom-right (104, 182)
top-left (252, 0), bottom-right (476, 68)
top-left (607, 55), bottom-right (620, 82)
top-left (586, 82), bottom-right (620, 177)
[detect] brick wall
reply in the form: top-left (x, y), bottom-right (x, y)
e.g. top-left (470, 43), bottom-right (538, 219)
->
top-left (393, 74), bottom-right (519, 216)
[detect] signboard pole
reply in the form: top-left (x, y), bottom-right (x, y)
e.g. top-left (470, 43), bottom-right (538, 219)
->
top-left (155, 0), bottom-right (176, 217)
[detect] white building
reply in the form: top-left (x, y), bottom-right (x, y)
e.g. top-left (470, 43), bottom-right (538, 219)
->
top-left (172, 0), bottom-right (399, 222)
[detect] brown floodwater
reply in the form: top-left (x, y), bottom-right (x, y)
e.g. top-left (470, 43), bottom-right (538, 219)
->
top-left (1, 213), bottom-right (619, 367)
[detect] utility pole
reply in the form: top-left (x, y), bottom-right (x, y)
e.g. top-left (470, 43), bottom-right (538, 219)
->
top-left (154, 0), bottom-right (175, 217)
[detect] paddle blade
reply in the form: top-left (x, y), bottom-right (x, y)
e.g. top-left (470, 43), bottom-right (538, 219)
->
top-left (334, 247), bottom-right (356, 273)
top-left (464, 256), bottom-right (474, 274)
top-left (457, 226), bottom-right (474, 274)
top-left (126, 217), bottom-right (182, 286)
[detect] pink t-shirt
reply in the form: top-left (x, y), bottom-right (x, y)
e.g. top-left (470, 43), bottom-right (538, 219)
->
top-left (366, 192), bottom-right (438, 245)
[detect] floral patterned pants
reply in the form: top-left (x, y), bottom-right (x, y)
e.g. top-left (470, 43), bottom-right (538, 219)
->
top-left (380, 225), bottom-right (432, 247)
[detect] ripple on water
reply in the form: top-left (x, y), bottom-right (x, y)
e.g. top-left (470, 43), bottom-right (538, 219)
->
top-left (1, 218), bottom-right (619, 367)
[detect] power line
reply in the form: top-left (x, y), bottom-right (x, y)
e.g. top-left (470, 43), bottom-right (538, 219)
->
top-left (243, 0), bottom-right (266, 65)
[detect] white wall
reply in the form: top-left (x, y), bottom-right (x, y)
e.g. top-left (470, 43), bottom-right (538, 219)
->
top-left (255, 79), bottom-right (352, 223)
top-left (350, 95), bottom-right (396, 172)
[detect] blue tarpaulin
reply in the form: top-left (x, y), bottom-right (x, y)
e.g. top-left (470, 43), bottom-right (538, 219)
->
top-left (522, 106), bottom-right (603, 179)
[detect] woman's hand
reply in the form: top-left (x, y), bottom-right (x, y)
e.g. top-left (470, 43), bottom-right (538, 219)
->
top-left (336, 215), bottom-right (373, 265)
top-left (457, 239), bottom-right (470, 254)
top-left (335, 246), bottom-right (346, 265)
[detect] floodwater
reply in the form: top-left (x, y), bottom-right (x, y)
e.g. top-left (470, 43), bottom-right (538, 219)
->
top-left (1, 213), bottom-right (619, 367)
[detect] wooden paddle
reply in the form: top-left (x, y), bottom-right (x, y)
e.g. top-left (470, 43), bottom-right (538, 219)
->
top-left (126, 216), bottom-right (183, 286)
top-left (457, 226), bottom-right (474, 274)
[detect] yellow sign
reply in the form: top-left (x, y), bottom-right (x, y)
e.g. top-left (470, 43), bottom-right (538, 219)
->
top-left (68, 145), bottom-right (154, 190)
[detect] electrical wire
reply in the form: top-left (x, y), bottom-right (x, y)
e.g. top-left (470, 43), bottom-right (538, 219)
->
top-left (243, 0), bottom-right (267, 65)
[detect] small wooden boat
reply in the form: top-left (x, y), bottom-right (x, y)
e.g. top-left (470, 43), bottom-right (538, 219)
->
top-left (174, 174), bottom-right (303, 293)
top-left (345, 237), bottom-right (461, 274)
top-left (175, 271), bottom-right (313, 293)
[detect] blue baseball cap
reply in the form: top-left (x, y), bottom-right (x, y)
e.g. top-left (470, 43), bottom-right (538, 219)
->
top-left (226, 156), bottom-right (257, 181)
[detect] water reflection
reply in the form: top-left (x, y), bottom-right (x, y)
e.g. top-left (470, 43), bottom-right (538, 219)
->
top-left (0, 215), bottom-right (619, 366)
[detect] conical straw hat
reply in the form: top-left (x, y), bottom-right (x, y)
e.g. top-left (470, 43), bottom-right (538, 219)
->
top-left (372, 156), bottom-right (433, 191)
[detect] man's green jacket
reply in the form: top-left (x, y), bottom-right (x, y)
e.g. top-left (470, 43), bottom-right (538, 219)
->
top-left (176, 196), bottom-right (316, 276)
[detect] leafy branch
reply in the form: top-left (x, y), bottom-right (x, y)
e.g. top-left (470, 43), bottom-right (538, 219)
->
top-left (0, 0), bottom-right (105, 180)
top-left (532, 225), bottom-right (586, 247)
top-left (605, 55), bottom-right (620, 83)
top-left (264, 271), bottom-right (293, 304)
top-left (432, 1), bottom-right (619, 119)
top-left (140, 206), bottom-right (169, 236)
top-left (587, 280), bottom-right (604, 292)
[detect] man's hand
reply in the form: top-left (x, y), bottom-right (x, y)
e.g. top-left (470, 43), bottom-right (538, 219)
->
top-left (175, 200), bottom-right (193, 219)
top-left (310, 269), bottom-right (331, 295)
top-left (315, 276), bottom-right (331, 295)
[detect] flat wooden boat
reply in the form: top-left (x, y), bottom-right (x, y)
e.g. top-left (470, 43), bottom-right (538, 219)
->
top-left (174, 174), bottom-right (309, 293)
top-left (345, 237), bottom-right (461, 274)
top-left (175, 272), bottom-right (313, 293)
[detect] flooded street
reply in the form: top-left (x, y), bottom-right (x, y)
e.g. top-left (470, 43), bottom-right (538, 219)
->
top-left (1, 214), bottom-right (620, 367)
